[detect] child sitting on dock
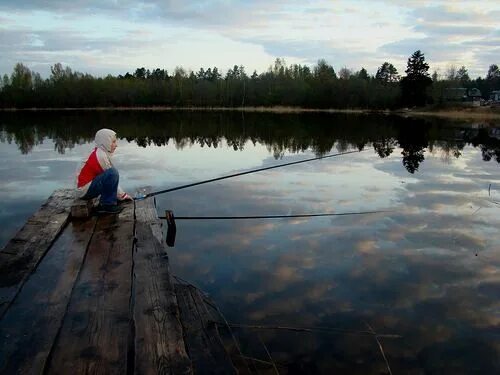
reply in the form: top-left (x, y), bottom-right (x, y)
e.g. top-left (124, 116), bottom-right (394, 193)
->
top-left (76, 128), bottom-right (132, 214)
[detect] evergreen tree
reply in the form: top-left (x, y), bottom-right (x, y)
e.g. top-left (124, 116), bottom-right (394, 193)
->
top-left (375, 62), bottom-right (399, 84)
top-left (356, 68), bottom-right (370, 80)
top-left (456, 66), bottom-right (470, 85)
top-left (134, 67), bottom-right (147, 79)
top-left (209, 67), bottom-right (221, 81)
top-left (313, 59), bottom-right (336, 80)
top-left (487, 64), bottom-right (499, 85)
top-left (400, 50), bottom-right (433, 106)
top-left (1, 74), bottom-right (10, 89)
top-left (486, 64), bottom-right (499, 80)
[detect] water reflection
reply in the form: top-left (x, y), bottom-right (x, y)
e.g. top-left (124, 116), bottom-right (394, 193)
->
top-left (0, 112), bottom-right (499, 373)
top-left (159, 154), bottom-right (499, 373)
top-left (1, 112), bottom-right (499, 174)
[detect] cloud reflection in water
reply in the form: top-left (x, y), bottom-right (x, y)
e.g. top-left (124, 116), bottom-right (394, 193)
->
top-left (0, 112), bottom-right (499, 373)
top-left (161, 146), bottom-right (499, 373)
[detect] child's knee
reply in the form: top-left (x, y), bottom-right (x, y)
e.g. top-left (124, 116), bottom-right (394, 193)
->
top-left (106, 167), bottom-right (119, 181)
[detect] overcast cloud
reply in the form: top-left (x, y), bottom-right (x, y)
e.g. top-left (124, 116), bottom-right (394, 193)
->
top-left (0, 0), bottom-right (498, 78)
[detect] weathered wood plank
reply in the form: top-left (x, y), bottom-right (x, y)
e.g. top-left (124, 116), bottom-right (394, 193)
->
top-left (45, 203), bottom-right (135, 375)
top-left (189, 287), bottom-right (236, 374)
top-left (0, 189), bottom-right (75, 318)
top-left (133, 197), bottom-right (192, 375)
top-left (175, 284), bottom-right (215, 373)
top-left (175, 284), bottom-right (236, 375)
top-left (118, 200), bottom-right (135, 221)
top-left (0, 218), bottom-right (97, 374)
top-left (71, 197), bottom-right (99, 219)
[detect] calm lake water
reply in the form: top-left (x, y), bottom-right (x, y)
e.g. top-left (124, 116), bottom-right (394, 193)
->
top-left (1, 111), bottom-right (499, 374)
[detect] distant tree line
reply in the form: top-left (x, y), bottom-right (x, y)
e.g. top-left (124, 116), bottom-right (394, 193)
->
top-left (0, 50), bottom-right (499, 109)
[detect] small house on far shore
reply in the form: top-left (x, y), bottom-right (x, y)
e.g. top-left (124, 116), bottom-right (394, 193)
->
top-left (490, 90), bottom-right (500, 103)
top-left (443, 87), bottom-right (482, 106)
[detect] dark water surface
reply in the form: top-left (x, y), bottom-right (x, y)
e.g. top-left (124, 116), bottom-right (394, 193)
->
top-left (1, 111), bottom-right (499, 374)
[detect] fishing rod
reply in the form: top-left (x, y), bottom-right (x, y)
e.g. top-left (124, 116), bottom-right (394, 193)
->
top-left (161, 209), bottom-right (391, 247)
top-left (136, 149), bottom-right (366, 199)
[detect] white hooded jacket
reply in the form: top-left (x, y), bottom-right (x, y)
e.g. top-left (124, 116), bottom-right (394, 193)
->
top-left (76, 128), bottom-right (125, 198)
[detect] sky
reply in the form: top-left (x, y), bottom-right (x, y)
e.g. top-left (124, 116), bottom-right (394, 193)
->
top-left (0, 0), bottom-right (499, 79)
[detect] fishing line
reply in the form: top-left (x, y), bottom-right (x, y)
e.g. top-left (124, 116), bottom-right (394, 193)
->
top-left (138, 148), bottom-right (367, 199)
top-left (160, 209), bottom-right (391, 247)
top-left (158, 210), bottom-right (391, 220)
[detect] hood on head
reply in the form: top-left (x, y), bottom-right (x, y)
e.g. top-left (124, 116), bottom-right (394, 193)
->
top-left (94, 128), bottom-right (116, 153)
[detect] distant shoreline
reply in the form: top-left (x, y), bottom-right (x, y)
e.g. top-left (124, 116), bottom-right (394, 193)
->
top-left (1, 106), bottom-right (499, 121)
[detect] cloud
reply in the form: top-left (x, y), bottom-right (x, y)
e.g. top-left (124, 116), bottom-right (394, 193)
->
top-left (380, 37), bottom-right (463, 58)
top-left (409, 4), bottom-right (499, 25)
top-left (0, 0), bottom-right (135, 12)
top-left (374, 2), bottom-right (499, 76)
top-left (378, 35), bottom-right (499, 77)
top-left (1, 0), bottom-right (498, 78)
top-left (0, 29), bottom-right (122, 53)
top-left (0, 1), bottom-right (407, 76)
top-left (0, 1), bottom-right (293, 31)
top-left (243, 38), bottom-right (372, 70)
top-left (0, 20), bottom-right (277, 77)
top-left (414, 24), bottom-right (493, 38)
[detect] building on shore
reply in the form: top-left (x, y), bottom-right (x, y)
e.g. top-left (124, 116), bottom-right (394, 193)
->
top-left (443, 87), bottom-right (483, 106)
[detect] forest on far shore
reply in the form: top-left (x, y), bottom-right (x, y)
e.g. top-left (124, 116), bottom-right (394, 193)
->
top-left (1, 50), bottom-right (499, 110)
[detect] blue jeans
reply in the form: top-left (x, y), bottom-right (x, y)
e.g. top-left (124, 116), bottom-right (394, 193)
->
top-left (82, 167), bottom-right (119, 206)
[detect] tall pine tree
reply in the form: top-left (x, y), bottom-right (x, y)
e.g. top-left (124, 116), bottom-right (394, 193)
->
top-left (400, 50), bottom-right (433, 106)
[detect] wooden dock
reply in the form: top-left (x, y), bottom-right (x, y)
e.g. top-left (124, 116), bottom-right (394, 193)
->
top-left (0, 189), bottom-right (237, 374)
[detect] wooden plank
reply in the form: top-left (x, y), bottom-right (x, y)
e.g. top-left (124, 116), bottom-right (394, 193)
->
top-left (0, 218), bottom-right (97, 374)
top-left (189, 287), bottom-right (236, 374)
top-left (45, 202), bottom-right (135, 375)
top-left (175, 284), bottom-right (236, 375)
top-left (117, 200), bottom-right (135, 221)
top-left (175, 284), bottom-right (215, 373)
top-left (71, 197), bottom-right (99, 219)
top-left (133, 196), bottom-right (192, 375)
top-left (0, 189), bottom-right (75, 317)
